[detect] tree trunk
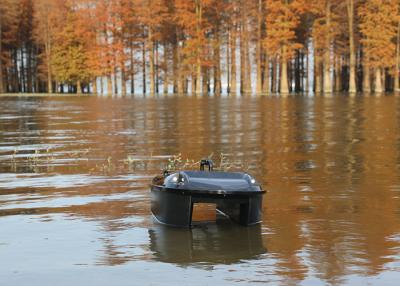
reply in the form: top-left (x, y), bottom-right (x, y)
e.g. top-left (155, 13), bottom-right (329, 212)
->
top-left (163, 43), bottom-right (169, 94)
top-left (226, 28), bottom-right (231, 94)
top-left (395, 21), bottom-right (400, 92)
top-left (271, 58), bottom-right (276, 93)
top-left (177, 42), bottom-right (183, 94)
top-left (191, 74), bottom-right (196, 95)
top-left (244, 20), bottom-right (252, 94)
top-left (173, 41), bottom-right (178, 93)
top-left (240, 14), bottom-right (245, 94)
top-left (113, 66), bottom-right (118, 95)
top-left (214, 29), bottom-right (221, 95)
top-left (195, 0), bottom-right (202, 95)
top-left (121, 65), bottom-right (127, 96)
top-left (27, 45), bottom-right (33, 93)
top-left (347, 0), bottom-right (357, 94)
top-left (230, 24), bottom-right (237, 95)
top-left (130, 39), bottom-right (135, 94)
top-left (20, 48), bottom-right (26, 92)
top-left (12, 50), bottom-right (19, 92)
top-left (323, 0), bottom-right (332, 94)
top-left (155, 42), bottom-right (159, 93)
top-left (280, 47), bottom-right (289, 95)
top-left (305, 51), bottom-right (309, 93)
top-left (334, 56), bottom-right (341, 92)
top-left (263, 53), bottom-right (270, 94)
top-left (294, 51), bottom-right (301, 92)
top-left (77, 80), bottom-right (82, 94)
top-left (107, 75), bottom-right (113, 95)
top-left (0, 19), bottom-right (3, 93)
top-left (315, 52), bottom-right (322, 93)
top-left (375, 68), bottom-right (383, 94)
top-left (149, 28), bottom-right (155, 95)
top-left (202, 67), bottom-right (208, 94)
top-left (363, 65), bottom-right (371, 93)
top-left (256, 0), bottom-right (263, 95)
top-left (142, 41), bottom-right (146, 94)
top-left (93, 78), bottom-right (97, 95)
top-left (45, 15), bottom-right (52, 94)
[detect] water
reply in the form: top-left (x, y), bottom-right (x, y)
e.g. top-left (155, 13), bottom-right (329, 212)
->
top-left (1, 94), bottom-right (400, 286)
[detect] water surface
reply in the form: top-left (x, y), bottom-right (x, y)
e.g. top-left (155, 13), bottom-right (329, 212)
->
top-left (1, 94), bottom-right (400, 285)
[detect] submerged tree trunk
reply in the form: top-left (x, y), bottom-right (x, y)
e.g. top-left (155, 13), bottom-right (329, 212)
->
top-left (0, 19), bottom-right (3, 93)
top-left (334, 55), bottom-right (341, 92)
top-left (315, 52), bottom-right (322, 93)
top-left (202, 66), bottom-right (208, 94)
top-left (44, 13), bottom-right (53, 94)
top-left (142, 41), bottom-right (146, 94)
top-left (107, 75), bottom-right (113, 95)
top-left (230, 25), bottom-right (237, 95)
top-left (271, 58), bottom-right (277, 93)
top-left (191, 74), bottom-right (196, 95)
top-left (214, 28), bottom-right (221, 95)
top-left (176, 41), bottom-right (183, 94)
top-left (172, 40), bottom-right (178, 93)
top-left (155, 42), bottom-right (159, 94)
top-left (347, 0), bottom-right (357, 94)
top-left (163, 43), bottom-right (169, 94)
top-left (305, 50), bottom-right (309, 93)
top-left (226, 28), bottom-right (231, 94)
top-left (113, 66), bottom-right (118, 95)
top-left (395, 21), bottom-right (400, 92)
top-left (239, 20), bottom-right (245, 94)
top-left (256, 0), bottom-right (263, 95)
top-left (363, 65), bottom-right (371, 93)
top-left (130, 51), bottom-right (135, 95)
top-left (77, 80), bottom-right (82, 94)
top-left (244, 19), bottom-right (252, 94)
top-left (280, 46), bottom-right (289, 95)
top-left (149, 28), bottom-right (155, 95)
top-left (375, 68), bottom-right (383, 94)
top-left (263, 54), bottom-right (270, 94)
top-left (92, 78), bottom-right (97, 95)
top-left (323, 0), bottom-right (332, 94)
top-left (195, 0), bottom-right (202, 95)
top-left (121, 65), bottom-right (127, 96)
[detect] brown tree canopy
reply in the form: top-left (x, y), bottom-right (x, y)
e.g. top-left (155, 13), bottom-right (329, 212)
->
top-left (1, 0), bottom-right (399, 95)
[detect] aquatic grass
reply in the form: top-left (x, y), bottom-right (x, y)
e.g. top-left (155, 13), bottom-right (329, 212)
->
top-left (163, 153), bottom-right (251, 173)
top-left (4, 147), bottom-right (252, 175)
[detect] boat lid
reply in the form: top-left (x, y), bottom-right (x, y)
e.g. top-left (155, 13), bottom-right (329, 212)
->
top-left (163, 170), bottom-right (263, 194)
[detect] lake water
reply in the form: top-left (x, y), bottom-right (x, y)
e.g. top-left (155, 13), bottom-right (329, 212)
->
top-left (1, 94), bottom-right (400, 286)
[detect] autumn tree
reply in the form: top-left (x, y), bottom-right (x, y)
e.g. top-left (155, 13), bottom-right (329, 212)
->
top-left (346, 0), bottom-right (357, 94)
top-left (265, 0), bottom-right (305, 94)
top-left (33, 0), bottom-right (64, 93)
top-left (310, 0), bottom-right (342, 94)
top-left (359, 0), bottom-right (398, 93)
top-left (0, 0), bottom-right (19, 93)
top-left (175, 0), bottom-right (216, 95)
top-left (136, 0), bottom-right (168, 95)
top-left (3, 0), bottom-right (400, 96)
top-left (50, 3), bottom-right (92, 93)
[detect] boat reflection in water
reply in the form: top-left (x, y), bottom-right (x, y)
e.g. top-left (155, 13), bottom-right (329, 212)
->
top-left (149, 218), bottom-right (266, 265)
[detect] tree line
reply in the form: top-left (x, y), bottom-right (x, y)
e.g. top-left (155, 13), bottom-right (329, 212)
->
top-left (0, 0), bottom-right (399, 95)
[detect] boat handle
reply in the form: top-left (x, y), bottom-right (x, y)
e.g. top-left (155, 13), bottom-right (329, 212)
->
top-left (200, 159), bottom-right (214, 171)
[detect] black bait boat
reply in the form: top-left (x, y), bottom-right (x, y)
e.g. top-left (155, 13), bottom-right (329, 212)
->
top-left (151, 159), bottom-right (265, 227)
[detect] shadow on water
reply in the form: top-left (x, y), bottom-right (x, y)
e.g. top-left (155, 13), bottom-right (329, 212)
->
top-left (149, 219), bottom-right (266, 265)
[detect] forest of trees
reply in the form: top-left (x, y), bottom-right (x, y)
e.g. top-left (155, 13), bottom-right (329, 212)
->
top-left (0, 0), bottom-right (399, 95)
